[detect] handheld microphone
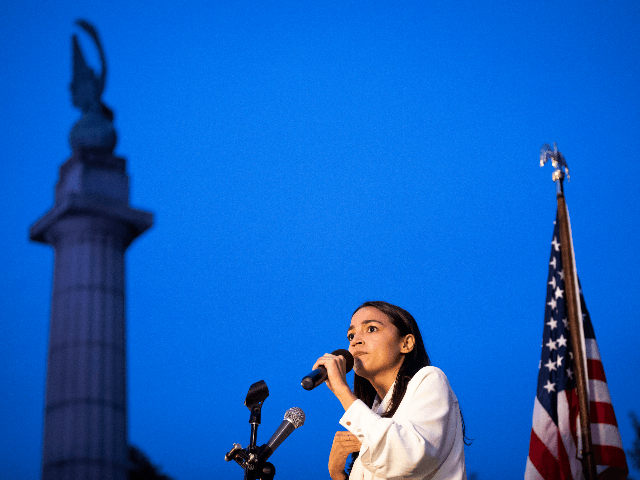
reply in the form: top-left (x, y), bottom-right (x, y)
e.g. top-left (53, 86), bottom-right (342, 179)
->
top-left (258, 407), bottom-right (305, 462)
top-left (301, 349), bottom-right (354, 391)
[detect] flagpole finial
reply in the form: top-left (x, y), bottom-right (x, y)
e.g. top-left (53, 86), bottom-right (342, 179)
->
top-left (540, 143), bottom-right (570, 187)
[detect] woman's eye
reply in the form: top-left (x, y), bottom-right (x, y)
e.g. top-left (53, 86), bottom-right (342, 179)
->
top-left (367, 326), bottom-right (377, 333)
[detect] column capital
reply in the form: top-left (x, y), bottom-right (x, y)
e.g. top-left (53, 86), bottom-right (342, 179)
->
top-left (30, 193), bottom-right (152, 249)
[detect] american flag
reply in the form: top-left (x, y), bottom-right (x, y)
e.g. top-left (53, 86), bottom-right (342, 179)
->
top-left (525, 212), bottom-right (628, 480)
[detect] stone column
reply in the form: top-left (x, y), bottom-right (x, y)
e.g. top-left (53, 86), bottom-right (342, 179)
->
top-left (30, 147), bottom-right (153, 480)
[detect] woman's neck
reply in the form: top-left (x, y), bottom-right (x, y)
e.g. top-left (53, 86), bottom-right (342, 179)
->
top-left (369, 366), bottom-right (401, 401)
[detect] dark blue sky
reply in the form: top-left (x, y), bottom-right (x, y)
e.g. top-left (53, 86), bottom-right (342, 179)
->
top-left (2, 1), bottom-right (639, 479)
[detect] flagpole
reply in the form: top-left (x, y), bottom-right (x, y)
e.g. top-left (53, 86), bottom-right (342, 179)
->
top-left (541, 144), bottom-right (597, 480)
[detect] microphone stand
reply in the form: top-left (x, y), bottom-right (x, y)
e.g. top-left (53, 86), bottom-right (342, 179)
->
top-left (224, 380), bottom-right (276, 480)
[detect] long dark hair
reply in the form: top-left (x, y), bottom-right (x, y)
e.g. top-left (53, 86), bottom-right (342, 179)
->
top-left (351, 301), bottom-right (431, 418)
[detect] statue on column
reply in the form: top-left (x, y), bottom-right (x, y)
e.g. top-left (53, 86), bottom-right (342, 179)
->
top-left (69, 19), bottom-right (117, 151)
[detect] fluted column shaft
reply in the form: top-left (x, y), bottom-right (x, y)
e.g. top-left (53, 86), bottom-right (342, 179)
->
top-left (42, 215), bottom-right (128, 480)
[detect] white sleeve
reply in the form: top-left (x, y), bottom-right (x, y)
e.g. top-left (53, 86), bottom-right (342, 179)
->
top-left (339, 368), bottom-right (459, 480)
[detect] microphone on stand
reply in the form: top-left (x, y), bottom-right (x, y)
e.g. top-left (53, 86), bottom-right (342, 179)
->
top-left (301, 349), bottom-right (354, 391)
top-left (258, 407), bottom-right (305, 463)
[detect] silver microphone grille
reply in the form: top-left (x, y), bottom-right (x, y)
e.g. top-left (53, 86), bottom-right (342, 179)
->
top-left (284, 407), bottom-right (305, 429)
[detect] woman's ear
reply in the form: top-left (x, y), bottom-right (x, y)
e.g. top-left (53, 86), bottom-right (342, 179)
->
top-left (400, 334), bottom-right (415, 353)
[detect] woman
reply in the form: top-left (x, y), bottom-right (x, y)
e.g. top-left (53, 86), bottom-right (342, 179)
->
top-left (313, 301), bottom-right (466, 480)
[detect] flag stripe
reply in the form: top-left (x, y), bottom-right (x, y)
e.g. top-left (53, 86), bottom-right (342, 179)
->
top-left (593, 444), bottom-right (628, 467)
top-left (589, 379), bottom-right (612, 404)
top-left (532, 398), bottom-right (558, 458)
top-left (591, 423), bottom-right (624, 449)
top-left (528, 430), bottom-right (559, 479)
top-left (590, 401), bottom-right (618, 427)
top-left (557, 429), bottom-right (575, 480)
top-left (587, 359), bottom-right (606, 382)
top-left (558, 390), bottom-right (582, 479)
top-left (584, 338), bottom-right (601, 361)
top-left (525, 457), bottom-right (546, 480)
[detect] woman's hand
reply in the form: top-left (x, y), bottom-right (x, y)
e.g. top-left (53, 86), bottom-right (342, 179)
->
top-left (312, 352), bottom-right (349, 392)
top-left (312, 353), bottom-right (357, 410)
top-left (328, 431), bottom-right (362, 480)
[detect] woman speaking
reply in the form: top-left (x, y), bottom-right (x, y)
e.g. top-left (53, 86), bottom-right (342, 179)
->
top-left (312, 301), bottom-right (467, 480)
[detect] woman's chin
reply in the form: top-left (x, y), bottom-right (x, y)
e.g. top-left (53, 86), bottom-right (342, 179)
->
top-left (353, 360), bottom-right (369, 378)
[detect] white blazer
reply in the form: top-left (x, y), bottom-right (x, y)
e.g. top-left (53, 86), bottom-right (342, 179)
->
top-left (339, 366), bottom-right (466, 480)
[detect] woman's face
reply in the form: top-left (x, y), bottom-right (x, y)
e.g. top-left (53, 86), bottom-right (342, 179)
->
top-left (347, 306), bottom-right (411, 381)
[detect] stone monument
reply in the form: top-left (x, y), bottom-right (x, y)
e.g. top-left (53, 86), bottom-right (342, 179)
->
top-left (30, 20), bottom-right (153, 480)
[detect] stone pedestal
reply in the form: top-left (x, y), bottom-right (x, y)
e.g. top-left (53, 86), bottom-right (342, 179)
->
top-left (30, 147), bottom-right (152, 480)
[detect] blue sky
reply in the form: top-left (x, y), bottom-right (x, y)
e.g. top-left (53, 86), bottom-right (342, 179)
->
top-left (1, 1), bottom-right (639, 479)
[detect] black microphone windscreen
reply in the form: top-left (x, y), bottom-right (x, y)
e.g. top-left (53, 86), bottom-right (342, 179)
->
top-left (331, 349), bottom-right (354, 373)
